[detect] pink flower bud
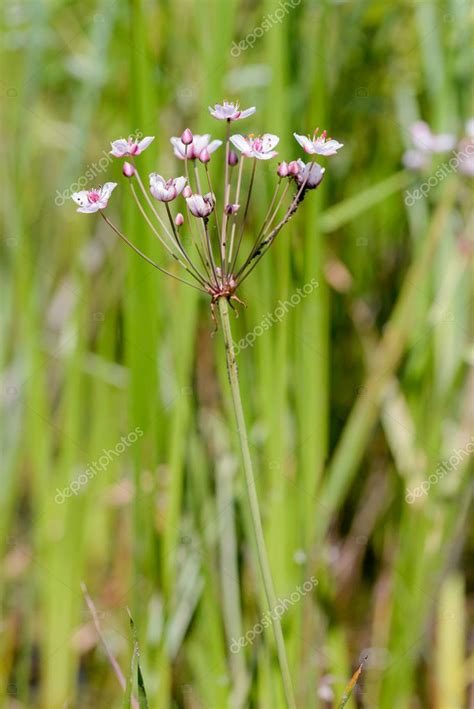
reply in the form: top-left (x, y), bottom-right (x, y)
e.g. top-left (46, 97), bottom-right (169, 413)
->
top-left (277, 161), bottom-right (289, 177)
top-left (181, 128), bottom-right (193, 145)
top-left (225, 203), bottom-right (240, 215)
top-left (175, 212), bottom-right (184, 227)
top-left (199, 148), bottom-right (210, 163)
top-left (288, 160), bottom-right (299, 176)
top-left (123, 161), bottom-right (135, 177)
top-left (183, 185), bottom-right (193, 198)
top-left (228, 150), bottom-right (239, 166)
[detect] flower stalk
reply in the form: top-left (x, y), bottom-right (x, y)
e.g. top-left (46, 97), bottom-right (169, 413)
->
top-left (70, 99), bottom-right (344, 707)
top-left (218, 296), bottom-right (296, 709)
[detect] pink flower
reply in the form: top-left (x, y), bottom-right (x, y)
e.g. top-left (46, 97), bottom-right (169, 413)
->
top-left (149, 174), bottom-right (187, 202)
top-left (181, 128), bottom-right (193, 145)
top-left (402, 149), bottom-right (429, 171)
top-left (229, 133), bottom-right (279, 160)
top-left (409, 121), bottom-right (455, 153)
top-left (225, 203), bottom-right (240, 215)
top-left (170, 134), bottom-right (222, 160)
top-left (294, 129), bottom-right (344, 156)
top-left (71, 182), bottom-right (117, 213)
top-left (294, 160), bottom-right (325, 189)
top-left (287, 161), bottom-right (300, 175)
top-left (123, 161), bottom-right (135, 177)
top-left (110, 136), bottom-right (155, 157)
top-left (186, 192), bottom-right (215, 218)
top-left (208, 101), bottom-right (256, 122)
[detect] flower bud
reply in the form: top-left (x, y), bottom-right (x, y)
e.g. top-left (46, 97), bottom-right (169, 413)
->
top-left (175, 212), bottom-right (184, 227)
top-left (225, 203), bottom-right (240, 215)
top-left (288, 160), bottom-right (299, 176)
top-left (181, 128), bottom-right (193, 145)
top-left (123, 161), bottom-right (135, 177)
top-left (199, 148), bottom-right (210, 163)
top-left (228, 150), bottom-right (239, 166)
top-left (277, 161), bottom-right (289, 177)
top-left (183, 185), bottom-right (193, 198)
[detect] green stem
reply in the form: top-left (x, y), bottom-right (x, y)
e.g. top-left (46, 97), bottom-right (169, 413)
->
top-left (218, 297), bottom-right (296, 709)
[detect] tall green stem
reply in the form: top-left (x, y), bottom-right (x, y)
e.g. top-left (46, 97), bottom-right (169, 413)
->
top-left (218, 297), bottom-right (296, 709)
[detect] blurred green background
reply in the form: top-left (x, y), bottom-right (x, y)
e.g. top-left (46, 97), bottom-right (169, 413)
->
top-left (1, 0), bottom-right (473, 707)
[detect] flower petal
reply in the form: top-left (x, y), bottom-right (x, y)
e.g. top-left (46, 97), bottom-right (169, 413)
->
top-left (149, 173), bottom-right (165, 187)
top-left (174, 176), bottom-right (187, 194)
top-left (207, 139), bottom-right (223, 154)
top-left (99, 182), bottom-right (118, 200)
top-left (136, 136), bottom-right (155, 154)
top-left (170, 136), bottom-right (186, 158)
top-left (261, 133), bottom-right (280, 151)
top-left (239, 107), bottom-right (256, 119)
top-left (192, 134), bottom-right (211, 154)
top-left (293, 133), bottom-right (314, 153)
top-left (77, 203), bottom-right (102, 213)
top-left (230, 134), bottom-right (250, 153)
top-left (71, 190), bottom-right (90, 206)
top-left (253, 150), bottom-right (278, 160)
top-left (317, 139), bottom-right (344, 156)
top-left (110, 139), bottom-right (129, 156)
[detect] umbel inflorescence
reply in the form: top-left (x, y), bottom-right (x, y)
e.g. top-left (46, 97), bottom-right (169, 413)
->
top-left (71, 100), bottom-right (343, 322)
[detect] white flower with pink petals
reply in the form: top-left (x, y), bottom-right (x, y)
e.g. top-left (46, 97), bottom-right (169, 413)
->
top-left (293, 129), bottom-right (344, 156)
top-left (186, 192), bottom-right (215, 218)
top-left (409, 121), bottom-right (455, 153)
top-left (149, 174), bottom-right (187, 202)
top-left (110, 136), bottom-right (155, 157)
top-left (170, 134), bottom-right (222, 160)
top-left (209, 101), bottom-right (256, 122)
top-left (71, 182), bottom-right (117, 213)
top-left (229, 134), bottom-right (279, 160)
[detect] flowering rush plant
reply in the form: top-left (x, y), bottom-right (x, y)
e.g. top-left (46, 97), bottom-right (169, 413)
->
top-left (71, 99), bottom-right (342, 324)
top-left (71, 99), bottom-right (343, 709)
